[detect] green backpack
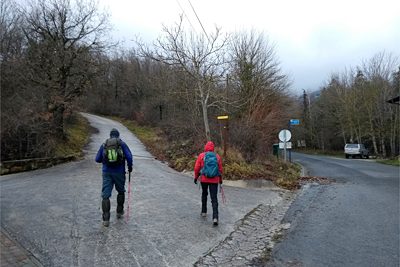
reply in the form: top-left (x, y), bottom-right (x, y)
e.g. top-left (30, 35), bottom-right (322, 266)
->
top-left (103, 138), bottom-right (125, 168)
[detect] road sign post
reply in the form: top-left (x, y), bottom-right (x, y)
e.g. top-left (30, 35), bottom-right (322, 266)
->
top-left (218, 116), bottom-right (228, 156)
top-left (284, 131), bottom-right (287, 161)
top-left (278, 129), bottom-right (291, 162)
top-left (288, 119), bottom-right (299, 162)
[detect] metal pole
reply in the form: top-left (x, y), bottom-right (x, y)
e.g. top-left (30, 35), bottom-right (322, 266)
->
top-left (223, 119), bottom-right (227, 157)
top-left (224, 75), bottom-right (228, 157)
top-left (127, 172), bottom-right (131, 222)
top-left (289, 120), bottom-right (292, 162)
top-left (284, 130), bottom-right (287, 162)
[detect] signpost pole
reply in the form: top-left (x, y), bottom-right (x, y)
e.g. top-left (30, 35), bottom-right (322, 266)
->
top-left (289, 120), bottom-right (291, 162)
top-left (284, 130), bottom-right (287, 162)
top-left (279, 129), bottom-right (292, 163)
top-left (218, 116), bottom-right (229, 157)
top-left (223, 119), bottom-right (227, 156)
top-left (288, 119), bottom-right (299, 162)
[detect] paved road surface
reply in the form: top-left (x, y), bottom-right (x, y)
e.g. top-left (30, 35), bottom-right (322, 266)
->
top-left (267, 152), bottom-right (399, 267)
top-left (0, 113), bottom-right (293, 267)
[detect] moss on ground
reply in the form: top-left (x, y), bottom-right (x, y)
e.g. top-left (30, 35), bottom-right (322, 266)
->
top-left (56, 112), bottom-right (92, 158)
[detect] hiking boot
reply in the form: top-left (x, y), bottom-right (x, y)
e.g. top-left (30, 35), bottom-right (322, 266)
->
top-left (116, 210), bottom-right (124, 219)
top-left (116, 193), bottom-right (124, 217)
top-left (201, 212), bottom-right (206, 217)
top-left (102, 198), bottom-right (110, 225)
top-left (213, 218), bottom-right (218, 226)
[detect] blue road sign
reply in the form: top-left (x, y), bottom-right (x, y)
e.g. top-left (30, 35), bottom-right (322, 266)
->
top-left (290, 119), bottom-right (299, 125)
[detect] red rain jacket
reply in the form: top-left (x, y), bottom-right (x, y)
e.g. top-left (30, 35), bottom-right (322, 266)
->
top-left (194, 141), bottom-right (223, 184)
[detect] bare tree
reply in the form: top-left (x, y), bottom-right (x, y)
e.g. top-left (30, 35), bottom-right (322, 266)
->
top-left (315, 51), bottom-right (399, 157)
top-left (359, 52), bottom-right (399, 156)
top-left (136, 15), bottom-right (230, 141)
top-left (229, 29), bottom-right (291, 111)
top-left (1, 0), bottom-right (25, 61)
top-left (227, 29), bottom-right (292, 155)
top-left (20, 0), bottom-right (113, 138)
top-left (1, 0), bottom-right (26, 99)
top-left (320, 74), bottom-right (350, 145)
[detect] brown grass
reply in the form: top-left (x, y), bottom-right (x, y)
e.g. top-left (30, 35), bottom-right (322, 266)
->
top-left (101, 116), bottom-right (303, 190)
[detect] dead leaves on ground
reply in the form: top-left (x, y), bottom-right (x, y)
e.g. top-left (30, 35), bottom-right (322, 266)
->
top-left (284, 176), bottom-right (337, 190)
top-left (299, 176), bottom-right (336, 183)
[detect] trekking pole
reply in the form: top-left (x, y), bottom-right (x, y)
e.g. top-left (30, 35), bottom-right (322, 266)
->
top-left (221, 184), bottom-right (227, 204)
top-left (198, 174), bottom-right (201, 190)
top-left (127, 171), bottom-right (131, 222)
top-left (99, 182), bottom-right (102, 211)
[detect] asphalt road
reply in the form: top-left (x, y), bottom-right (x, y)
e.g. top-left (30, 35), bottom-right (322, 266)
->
top-left (0, 113), bottom-right (289, 267)
top-left (267, 152), bottom-right (399, 267)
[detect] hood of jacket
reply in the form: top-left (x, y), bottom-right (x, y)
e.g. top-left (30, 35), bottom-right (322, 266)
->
top-left (204, 141), bottom-right (215, 152)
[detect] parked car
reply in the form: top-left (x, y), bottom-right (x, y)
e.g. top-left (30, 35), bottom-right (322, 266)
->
top-left (344, 143), bottom-right (369, 159)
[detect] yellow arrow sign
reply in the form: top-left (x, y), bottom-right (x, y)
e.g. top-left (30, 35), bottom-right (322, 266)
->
top-left (218, 116), bottom-right (228, 120)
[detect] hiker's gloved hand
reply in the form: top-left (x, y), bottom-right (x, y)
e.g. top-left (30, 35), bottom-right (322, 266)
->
top-left (128, 166), bottom-right (132, 173)
top-left (219, 180), bottom-right (223, 184)
top-left (194, 178), bottom-right (198, 184)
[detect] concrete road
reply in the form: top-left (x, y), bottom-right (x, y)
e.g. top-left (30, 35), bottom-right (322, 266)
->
top-left (0, 113), bottom-right (291, 267)
top-left (267, 152), bottom-right (399, 267)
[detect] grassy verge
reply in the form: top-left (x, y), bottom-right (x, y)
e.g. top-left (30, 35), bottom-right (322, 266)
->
top-left (376, 157), bottom-right (400, 167)
top-left (56, 112), bottom-right (92, 158)
top-left (107, 116), bottom-right (302, 190)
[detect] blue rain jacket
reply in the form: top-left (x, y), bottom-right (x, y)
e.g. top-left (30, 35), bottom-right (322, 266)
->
top-left (95, 136), bottom-right (133, 173)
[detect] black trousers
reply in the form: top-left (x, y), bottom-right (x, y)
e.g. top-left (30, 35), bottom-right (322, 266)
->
top-left (201, 182), bottom-right (218, 219)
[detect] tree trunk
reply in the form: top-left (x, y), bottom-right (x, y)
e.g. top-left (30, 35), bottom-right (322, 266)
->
top-left (380, 137), bottom-right (386, 157)
top-left (390, 107), bottom-right (399, 157)
top-left (371, 134), bottom-right (378, 156)
top-left (200, 87), bottom-right (211, 141)
top-left (202, 102), bottom-right (211, 141)
top-left (369, 120), bottom-right (379, 156)
top-left (196, 72), bottom-right (211, 141)
top-left (341, 125), bottom-right (347, 144)
top-left (52, 103), bottom-right (65, 140)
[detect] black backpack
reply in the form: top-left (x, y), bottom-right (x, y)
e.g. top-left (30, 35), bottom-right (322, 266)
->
top-left (103, 138), bottom-right (125, 168)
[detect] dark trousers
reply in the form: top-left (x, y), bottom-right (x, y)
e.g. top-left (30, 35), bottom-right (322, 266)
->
top-left (101, 172), bottom-right (126, 221)
top-left (201, 182), bottom-right (218, 219)
top-left (102, 172), bottom-right (126, 199)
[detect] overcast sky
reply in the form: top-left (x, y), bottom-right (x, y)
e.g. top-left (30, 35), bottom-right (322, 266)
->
top-left (100, 0), bottom-right (400, 95)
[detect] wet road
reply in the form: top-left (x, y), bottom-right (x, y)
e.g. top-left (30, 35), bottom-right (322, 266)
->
top-left (0, 113), bottom-right (289, 267)
top-left (267, 152), bottom-right (399, 267)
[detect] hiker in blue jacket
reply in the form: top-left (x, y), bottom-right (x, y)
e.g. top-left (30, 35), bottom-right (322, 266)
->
top-left (95, 128), bottom-right (133, 227)
top-left (194, 141), bottom-right (223, 225)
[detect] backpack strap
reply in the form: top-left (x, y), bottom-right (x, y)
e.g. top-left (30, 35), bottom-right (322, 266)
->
top-left (117, 138), bottom-right (124, 156)
top-left (102, 139), bottom-right (109, 163)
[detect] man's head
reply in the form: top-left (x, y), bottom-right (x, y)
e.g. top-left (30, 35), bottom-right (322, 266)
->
top-left (110, 128), bottom-right (120, 137)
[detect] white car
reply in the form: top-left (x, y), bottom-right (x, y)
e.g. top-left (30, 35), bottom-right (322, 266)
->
top-left (344, 143), bottom-right (370, 159)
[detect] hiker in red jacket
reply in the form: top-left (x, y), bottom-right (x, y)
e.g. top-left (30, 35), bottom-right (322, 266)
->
top-left (194, 141), bottom-right (223, 225)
